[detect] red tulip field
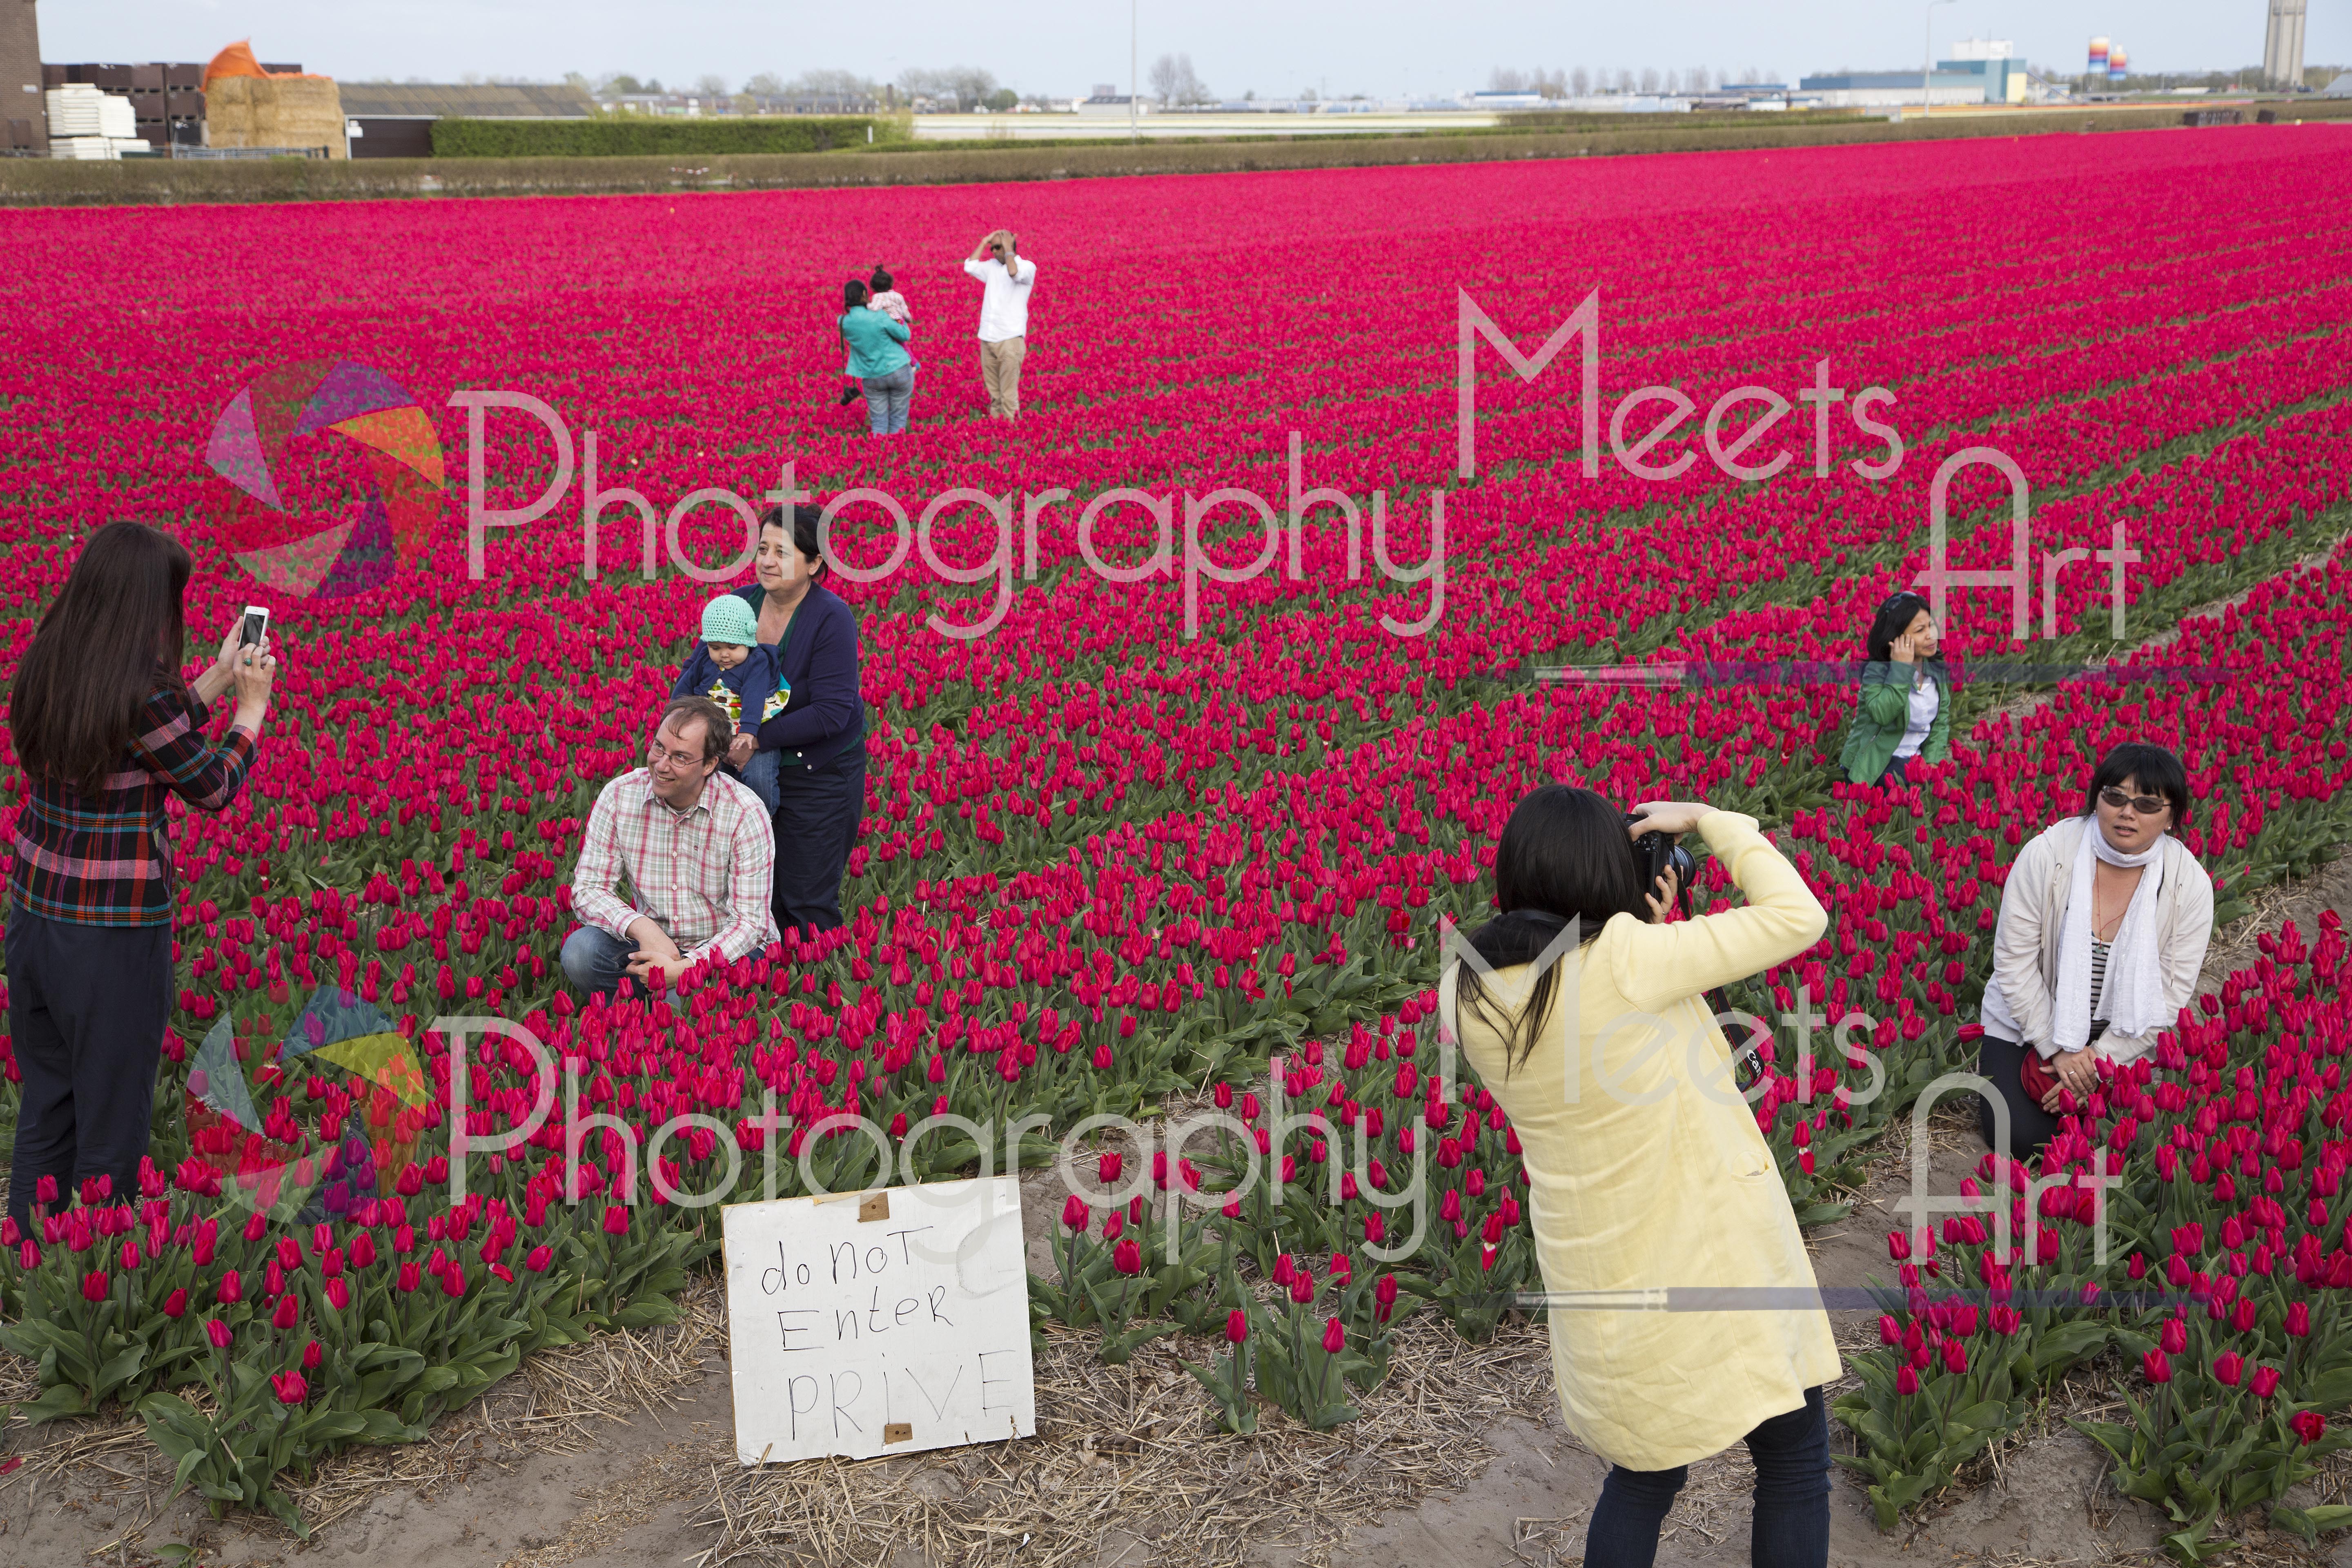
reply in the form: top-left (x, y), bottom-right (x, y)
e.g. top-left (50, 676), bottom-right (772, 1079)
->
top-left (4, 123), bottom-right (2352, 1557)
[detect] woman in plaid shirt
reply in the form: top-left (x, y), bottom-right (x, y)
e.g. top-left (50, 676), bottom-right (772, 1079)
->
top-left (5, 523), bottom-right (278, 1232)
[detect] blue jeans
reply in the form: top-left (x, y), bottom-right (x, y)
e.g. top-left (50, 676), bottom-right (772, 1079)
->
top-left (728, 747), bottom-right (780, 814)
top-left (863, 365), bottom-right (913, 435)
top-left (559, 927), bottom-right (687, 1012)
top-left (1585, 1386), bottom-right (1829, 1568)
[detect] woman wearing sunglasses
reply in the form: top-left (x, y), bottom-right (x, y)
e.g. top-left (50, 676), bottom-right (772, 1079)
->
top-left (1975, 743), bottom-right (2213, 1159)
top-left (1839, 592), bottom-right (1951, 788)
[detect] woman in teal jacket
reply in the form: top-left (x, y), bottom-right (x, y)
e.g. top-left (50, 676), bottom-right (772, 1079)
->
top-left (1838, 591), bottom-right (1952, 787)
top-left (838, 280), bottom-right (914, 437)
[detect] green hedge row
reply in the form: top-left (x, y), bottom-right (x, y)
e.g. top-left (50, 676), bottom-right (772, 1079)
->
top-left (428, 116), bottom-right (878, 158)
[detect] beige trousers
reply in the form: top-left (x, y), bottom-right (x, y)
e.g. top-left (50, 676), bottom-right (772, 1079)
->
top-left (980, 336), bottom-right (1027, 419)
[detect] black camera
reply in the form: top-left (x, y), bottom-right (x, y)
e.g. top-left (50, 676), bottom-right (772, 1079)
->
top-left (1626, 813), bottom-right (1697, 918)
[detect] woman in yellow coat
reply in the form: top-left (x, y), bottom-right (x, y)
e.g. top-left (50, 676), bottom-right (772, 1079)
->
top-left (1440, 786), bottom-right (1838, 1568)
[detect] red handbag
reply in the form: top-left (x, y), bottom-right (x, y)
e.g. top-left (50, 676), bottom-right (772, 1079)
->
top-left (2022, 1023), bottom-right (2107, 1103)
top-left (2019, 1051), bottom-right (2059, 1102)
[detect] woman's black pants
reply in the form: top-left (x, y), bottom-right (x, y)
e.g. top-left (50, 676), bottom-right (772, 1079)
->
top-left (1975, 1032), bottom-right (2061, 1160)
top-left (770, 744), bottom-right (868, 939)
top-left (6, 907), bottom-right (172, 1231)
top-left (1585, 1386), bottom-right (1831, 1568)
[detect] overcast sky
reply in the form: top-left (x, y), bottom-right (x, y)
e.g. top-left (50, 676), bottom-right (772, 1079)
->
top-left (35, 1), bottom-right (2350, 96)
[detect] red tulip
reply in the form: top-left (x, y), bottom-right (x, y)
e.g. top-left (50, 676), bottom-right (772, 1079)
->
top-left (2287, 1301), bottom-right (2313, 1337)
top-left (2213, 1351), bottom-right (2244, 1388)
top-left (270, 1371), bottom-right (308, 1405)
top-left (1226, 1309), bottom-right (1249, 1343)
top-left (162, 1287), bottom-right (188, 1319)
top-left (2143, 1351), bottom-right (2174, 1385)
top-left (2294, 1410), bottom-right (2327, 1445)
top-left (602, 1205), bottom-right (630, 1236)
top-left (396, 1261), bottom-right (423, 1292)
top-left (1111, 1239), bottom-right (1142, 1276)
top-left (205, 1319), bottom-right (233, 1350)
top-left (1060, 1195), bottom-right (1089, 1233)
top-left (1895, 1365), bottom-right (1920, 1397)
top-left (525, 1245), bottom-right (554, 1273)
top-left (1321, 1317), bottom-right (1345, 1354)
top-left (2252, 1365), bottom-right (2282, 1399)
top-left (272, 1293), bottom-right (299, 1330)
top-left (2160, 1318), bottom-right (2187, 1355)
top-left (302, 1339), bottom-right (323, 1371)
top-left (1374, 1273), bottom-right (1398, 1324)
top-left (325, 1277), bottom-right (351, 1311)
top-left (80, 1271), bottom-right (108, 1303)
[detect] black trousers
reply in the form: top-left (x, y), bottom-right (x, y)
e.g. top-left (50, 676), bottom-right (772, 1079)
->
top-left (6, 907), bottom-right (173, 1229)
top-left (1975, 1032), bottom-right (2060, 1160)
top-left (771, 742), bottom-right (867, 939)
top-left (1586, 1386), bottom-right (1831, 1568)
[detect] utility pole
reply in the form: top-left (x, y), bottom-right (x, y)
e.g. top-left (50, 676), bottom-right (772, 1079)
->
top-left (1922, 0), bottom-right (1957, 118)
top-left (1130, 0), bottom-right (1138, 139)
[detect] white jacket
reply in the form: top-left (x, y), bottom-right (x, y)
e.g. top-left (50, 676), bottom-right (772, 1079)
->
top-left (1980, 816), bottom-right (2214, 1065)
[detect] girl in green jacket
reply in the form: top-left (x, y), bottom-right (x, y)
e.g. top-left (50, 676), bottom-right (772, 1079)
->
top-left (1838, 591), bottom-right (1951, 787)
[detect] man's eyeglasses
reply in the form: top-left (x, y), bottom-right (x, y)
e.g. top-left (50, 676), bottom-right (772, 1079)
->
top-left (2100, 786), bottom-right (2169, 816)
top-left (648, 742), bottom-right (704, 770)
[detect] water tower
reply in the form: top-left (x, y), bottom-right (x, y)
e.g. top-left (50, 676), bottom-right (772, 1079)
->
top-left (2108, 45), bottom-right (2129, 85)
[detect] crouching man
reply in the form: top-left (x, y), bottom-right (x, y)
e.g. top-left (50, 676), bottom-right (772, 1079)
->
top-left (561, 696), bottom-right (779, 1002)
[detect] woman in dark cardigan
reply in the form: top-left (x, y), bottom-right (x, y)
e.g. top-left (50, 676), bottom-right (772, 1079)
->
top-left (728, 504), bottom-right (868, 936)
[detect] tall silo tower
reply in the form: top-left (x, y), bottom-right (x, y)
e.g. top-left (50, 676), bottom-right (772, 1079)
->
top-left (2265, 0), bottom-right (2309, 90)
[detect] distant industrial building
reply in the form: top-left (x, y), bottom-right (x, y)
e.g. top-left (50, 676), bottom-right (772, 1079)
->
top-left (1942, 39), bottom-right (2029, 103)
top-left (339, 81), bottom-right (595, 157)
top-left (1801, 40), bottom-right (2025, 107)
top-left (1795, 70), bottom-right (1985, 108)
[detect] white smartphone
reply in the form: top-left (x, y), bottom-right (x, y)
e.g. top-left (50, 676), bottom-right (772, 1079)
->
top-left (239, 604), bottom-right (269, 650)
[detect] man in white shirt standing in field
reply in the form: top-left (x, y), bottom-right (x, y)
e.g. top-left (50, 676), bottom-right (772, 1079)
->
top-left (962, 229), bottom-right (1036, 421)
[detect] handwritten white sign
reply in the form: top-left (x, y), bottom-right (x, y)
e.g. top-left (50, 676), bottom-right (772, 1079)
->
top-left (719, 1175), bottom-right (1036, 1465)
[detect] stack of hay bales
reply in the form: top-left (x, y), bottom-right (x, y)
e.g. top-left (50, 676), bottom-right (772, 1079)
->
top-left (201, 40), bottom-right (346, 157)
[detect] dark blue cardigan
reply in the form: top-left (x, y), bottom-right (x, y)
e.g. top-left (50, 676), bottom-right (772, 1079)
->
top-left (729, 583), bottom-right (867, 770)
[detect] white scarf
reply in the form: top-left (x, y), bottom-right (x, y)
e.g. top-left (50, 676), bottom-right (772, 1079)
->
top-left (2052, 817), bottom-right (2166, 1054)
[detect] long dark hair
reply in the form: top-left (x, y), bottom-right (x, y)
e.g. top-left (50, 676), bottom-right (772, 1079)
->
top-left (9, 521), bottom-right (193, 798)
top-left (1865, 591), bottom-right (1947, 673)
top-left (1457, 784), bottom-right (1653, 1076)
top-left (842, 279), bottom-right (869, 312)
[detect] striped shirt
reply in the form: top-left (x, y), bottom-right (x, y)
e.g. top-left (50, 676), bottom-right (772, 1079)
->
top-left (2089, 938), bottom-right (2109, 1018)
top-left (7, 683), bottom-right (258, 927)
top-left (569, 768), bottom-right (778, 966)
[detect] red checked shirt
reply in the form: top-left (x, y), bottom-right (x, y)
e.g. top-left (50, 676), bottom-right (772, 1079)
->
top-left (7, 682), bottom-right (258, 927)
top-left (569, 768), bottom-right (778, 965)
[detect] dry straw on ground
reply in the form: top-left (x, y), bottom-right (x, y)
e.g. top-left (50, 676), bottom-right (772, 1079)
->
top-left (690, 1312), bottom-right (1560, 1568)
